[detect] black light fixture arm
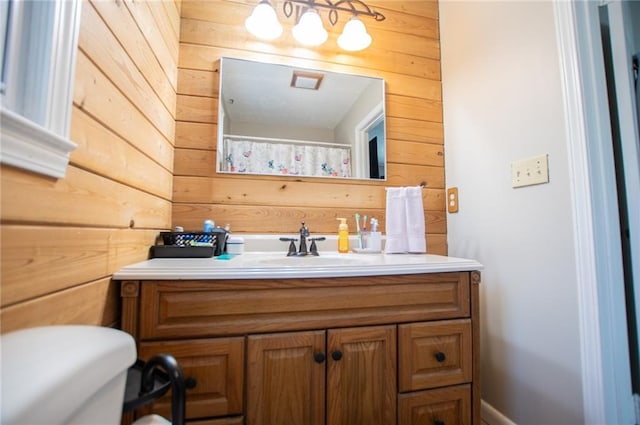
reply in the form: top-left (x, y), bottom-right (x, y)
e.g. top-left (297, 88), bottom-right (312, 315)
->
top-left (283, 0), bottom-right (385, 26)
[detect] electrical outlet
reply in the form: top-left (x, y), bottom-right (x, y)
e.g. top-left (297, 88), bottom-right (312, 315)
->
top-left (511, 154), bottom-right (549, 188)
top-left (447, 187), bottom-right (459, 213)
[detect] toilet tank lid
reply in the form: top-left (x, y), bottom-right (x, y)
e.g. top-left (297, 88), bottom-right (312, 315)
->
top-left (1, 325), bottom-right (136, 423)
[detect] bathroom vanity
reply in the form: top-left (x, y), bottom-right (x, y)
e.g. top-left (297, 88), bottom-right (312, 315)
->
top-left (115, 253), bottom-right (482, 425)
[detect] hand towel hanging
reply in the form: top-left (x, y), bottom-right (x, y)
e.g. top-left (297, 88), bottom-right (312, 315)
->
top-left (384, 186), bottom-right (426, 254)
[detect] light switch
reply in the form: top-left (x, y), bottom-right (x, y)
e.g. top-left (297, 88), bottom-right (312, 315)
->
top-left (447, 187), bottom-right (459, 213)
top-left (511, 154), bottom-right (549, 188)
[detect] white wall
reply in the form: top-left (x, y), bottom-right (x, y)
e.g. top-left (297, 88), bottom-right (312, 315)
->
top-left (440, 2), bottom-right (584, 424)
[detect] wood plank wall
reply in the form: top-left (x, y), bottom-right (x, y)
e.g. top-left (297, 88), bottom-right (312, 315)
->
top-left (173, 0), bottom-right (447, 253)
top-left (0, 0), bottom-right (181, 333)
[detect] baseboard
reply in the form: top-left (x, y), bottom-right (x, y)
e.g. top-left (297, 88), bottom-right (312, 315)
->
top-left (481, 399), bottom-right (517, 425)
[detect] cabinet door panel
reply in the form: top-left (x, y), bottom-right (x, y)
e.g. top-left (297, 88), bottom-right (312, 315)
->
top-left (399, 319), bottom-right (472, 392)
top-left (398, 384), bottom-right (471, 425)
top-left (327, 325), bottom-right (396, 425)
top-left (139, 337), bottom-right (244, 420)
top-left (247, 331), bottom-right (325, 425)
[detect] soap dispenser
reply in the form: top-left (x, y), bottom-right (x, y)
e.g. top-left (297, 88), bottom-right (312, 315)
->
top-left (337, 218), bottom-right (349, 253)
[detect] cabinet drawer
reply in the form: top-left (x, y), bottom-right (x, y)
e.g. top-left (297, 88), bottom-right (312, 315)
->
top-left (139, 337), bottom-right (244, 420)
top-left (398, 384), bottom-right (471, 425)
top-left (399, 320), bottom-right (472, 392)
top-left (139, 273), bottom-right (470, 339)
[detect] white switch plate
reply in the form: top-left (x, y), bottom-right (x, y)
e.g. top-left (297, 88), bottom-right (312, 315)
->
top-left (511, 154), bottom-right (549, 188)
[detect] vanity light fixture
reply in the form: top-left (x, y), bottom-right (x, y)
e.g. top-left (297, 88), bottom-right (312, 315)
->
top-left (245, 0), bottom-right (384, 51)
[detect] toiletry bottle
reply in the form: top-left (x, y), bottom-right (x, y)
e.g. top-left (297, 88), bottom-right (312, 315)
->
top-left (337, 218), bottom-right (349, 253)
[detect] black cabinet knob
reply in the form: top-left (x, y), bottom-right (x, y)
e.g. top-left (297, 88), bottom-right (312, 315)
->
top-left (185, 377), bottom-right (197, 389)
top-left (435, 352), bottom-right (446, 362)
top-left (331, 350), bottom-right (343, 361)
top-left (314, 352), bottom-right (326, 363)
top-left (434, 420), bottom-right (445, 425)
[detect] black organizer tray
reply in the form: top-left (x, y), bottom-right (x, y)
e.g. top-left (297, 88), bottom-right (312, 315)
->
top-left (151, 245), bottom-right (215, 258)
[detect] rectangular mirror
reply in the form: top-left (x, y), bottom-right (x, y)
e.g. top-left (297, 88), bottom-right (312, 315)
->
top-left (217, 57), bottom-right (386, 180)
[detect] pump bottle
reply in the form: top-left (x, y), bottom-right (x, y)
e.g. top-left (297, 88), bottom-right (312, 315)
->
top-left (337, 218), bottom-right (349, 253)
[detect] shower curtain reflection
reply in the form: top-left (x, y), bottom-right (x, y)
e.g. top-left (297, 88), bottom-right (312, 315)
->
top-left (222, 137), bottom-right (351, 178)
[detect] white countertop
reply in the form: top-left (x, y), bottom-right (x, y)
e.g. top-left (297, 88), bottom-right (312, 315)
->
top-left (112, 252), bottom-right (483, 280)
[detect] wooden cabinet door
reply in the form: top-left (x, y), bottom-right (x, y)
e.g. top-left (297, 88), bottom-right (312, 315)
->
top-left (247, 331), bottom-right (326, 425)
top-left (327, 325), bottom-right (397, 425)
top-left (398, 384), bottom-right (471, 425)
top-left (139, 337), bottom-right (244, 421)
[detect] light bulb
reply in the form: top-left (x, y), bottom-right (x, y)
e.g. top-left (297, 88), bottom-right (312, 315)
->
top-left (245, 0), bottom-right (283, 40)
top-left (337, 17), bottom-right (371, 51)
top-left (292, 9), bottom-right (328, 46)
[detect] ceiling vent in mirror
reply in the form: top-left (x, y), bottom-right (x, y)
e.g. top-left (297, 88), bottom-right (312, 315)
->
top-left (245, 0), bottom-right (384, 52)
top-left (291, 71), bottom-right (324, 90)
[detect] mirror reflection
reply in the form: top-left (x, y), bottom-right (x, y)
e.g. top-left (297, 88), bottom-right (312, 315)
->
top-left (217, 57), bottom-right (386, 180)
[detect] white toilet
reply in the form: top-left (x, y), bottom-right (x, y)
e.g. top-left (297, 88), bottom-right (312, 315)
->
top-left (1, 325), bottom-right (137, 425)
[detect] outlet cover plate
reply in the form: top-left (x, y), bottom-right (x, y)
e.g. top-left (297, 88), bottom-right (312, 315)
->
top-left (447, 187), bottom-right (459, 213)
top-left (511, 154), bottom-right (549, 188)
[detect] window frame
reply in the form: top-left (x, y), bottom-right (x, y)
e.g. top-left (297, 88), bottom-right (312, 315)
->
top-left (0, 0), bottom-right (82, 179)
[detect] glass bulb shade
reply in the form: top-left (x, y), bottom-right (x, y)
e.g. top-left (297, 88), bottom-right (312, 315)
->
top-left (245, 1), bottom-right (283, 40)
top-left (337, 17), bottom-right (372, 51)
top-left (292, 9), bottom-right (328, 46)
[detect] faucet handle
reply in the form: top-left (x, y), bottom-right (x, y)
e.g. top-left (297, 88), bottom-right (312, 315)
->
top-left (308, 237), bottom-right (326, 256)
top-left (279, 237), bottom-right (298, 256)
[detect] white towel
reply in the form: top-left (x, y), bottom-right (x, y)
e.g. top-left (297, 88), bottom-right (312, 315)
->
top-left (384, 186), bottom-right (426, 254)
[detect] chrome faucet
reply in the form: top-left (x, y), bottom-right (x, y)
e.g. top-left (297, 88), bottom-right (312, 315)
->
top-left (298, 222), bottom-right (309, 255)
top-left (279, 221), bottom-right (325, 256)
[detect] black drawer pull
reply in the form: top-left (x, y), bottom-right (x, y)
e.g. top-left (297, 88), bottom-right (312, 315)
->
top-left (434, 420), bottom-right (445, 425)
top-left (314, 352), bottom-right (326, 363)
top-left (185, 377), bottom-right (197, 389)
top-left (331, 350), bottom-right (343, 361)
top-left (435, 352), bottom-right (446, 362)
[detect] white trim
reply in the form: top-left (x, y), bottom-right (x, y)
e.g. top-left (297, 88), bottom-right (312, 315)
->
top-left (553, 3), bottom-right (605, 422)
top-left (354, 101), bottom-right (384, 179)
top-left (481, 399), bottom-right (517, 425)
top-left (46, 0), bottom-right (82, 136)
top-left (553, 1), bottom-right (635, 423)
top-left (0, 107), bottom-right (77, 179)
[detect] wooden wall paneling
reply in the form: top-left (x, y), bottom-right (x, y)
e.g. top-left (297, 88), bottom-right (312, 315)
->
top-left (179, 42), bottom-right (439, 84)
top-left (176, 94), bottom-right (217, 123)
top-left (2, 226), bottom-right (109, 307)
top-left (175, 121), bottom-right (217, 150)
top-left (367, 1), bottom-right (439, 21)
top-left (386, 117), bottom-right (443, 144)
top-left (90, 0), bottom-right (178, 117)
top-left (179, 18), bottom-right (441, 81)
top-left (177, 68), bottom-right (217, 97)
top-left (1, 166), bottom-right (171, 230)
top-left (1, 226), bottom-right (157, 307)
top-left (161, 0), bottom-right (181, 39)
top-left (0, 277), bottom-right (120, 334)
top-left (174, 148), bottom-right (216, 176)
top-left (90, 0), bottom-right (178, 91)
top-left (173, 176), bottom-right (384, 208)
top-left (365, 2), bottom-right (439, 38)
top-left (136, 0), bottom-right (180, 62)
top-left (172, 204), bottom-right (446, 236)
top-left (386, 94), bottom-right (442, 123)
top-left (385, 164), bottom-right (445, 189)
top-left (74, 52), bottom-right (174, 171)
top-left (386, 140), bottom-right (444, 168)
top-left (79, 3), bottom-right (175, 140)
top-left (174, 181), bottom-right (445, 211)
top-left (71, 107), bottom-right (173, 200)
